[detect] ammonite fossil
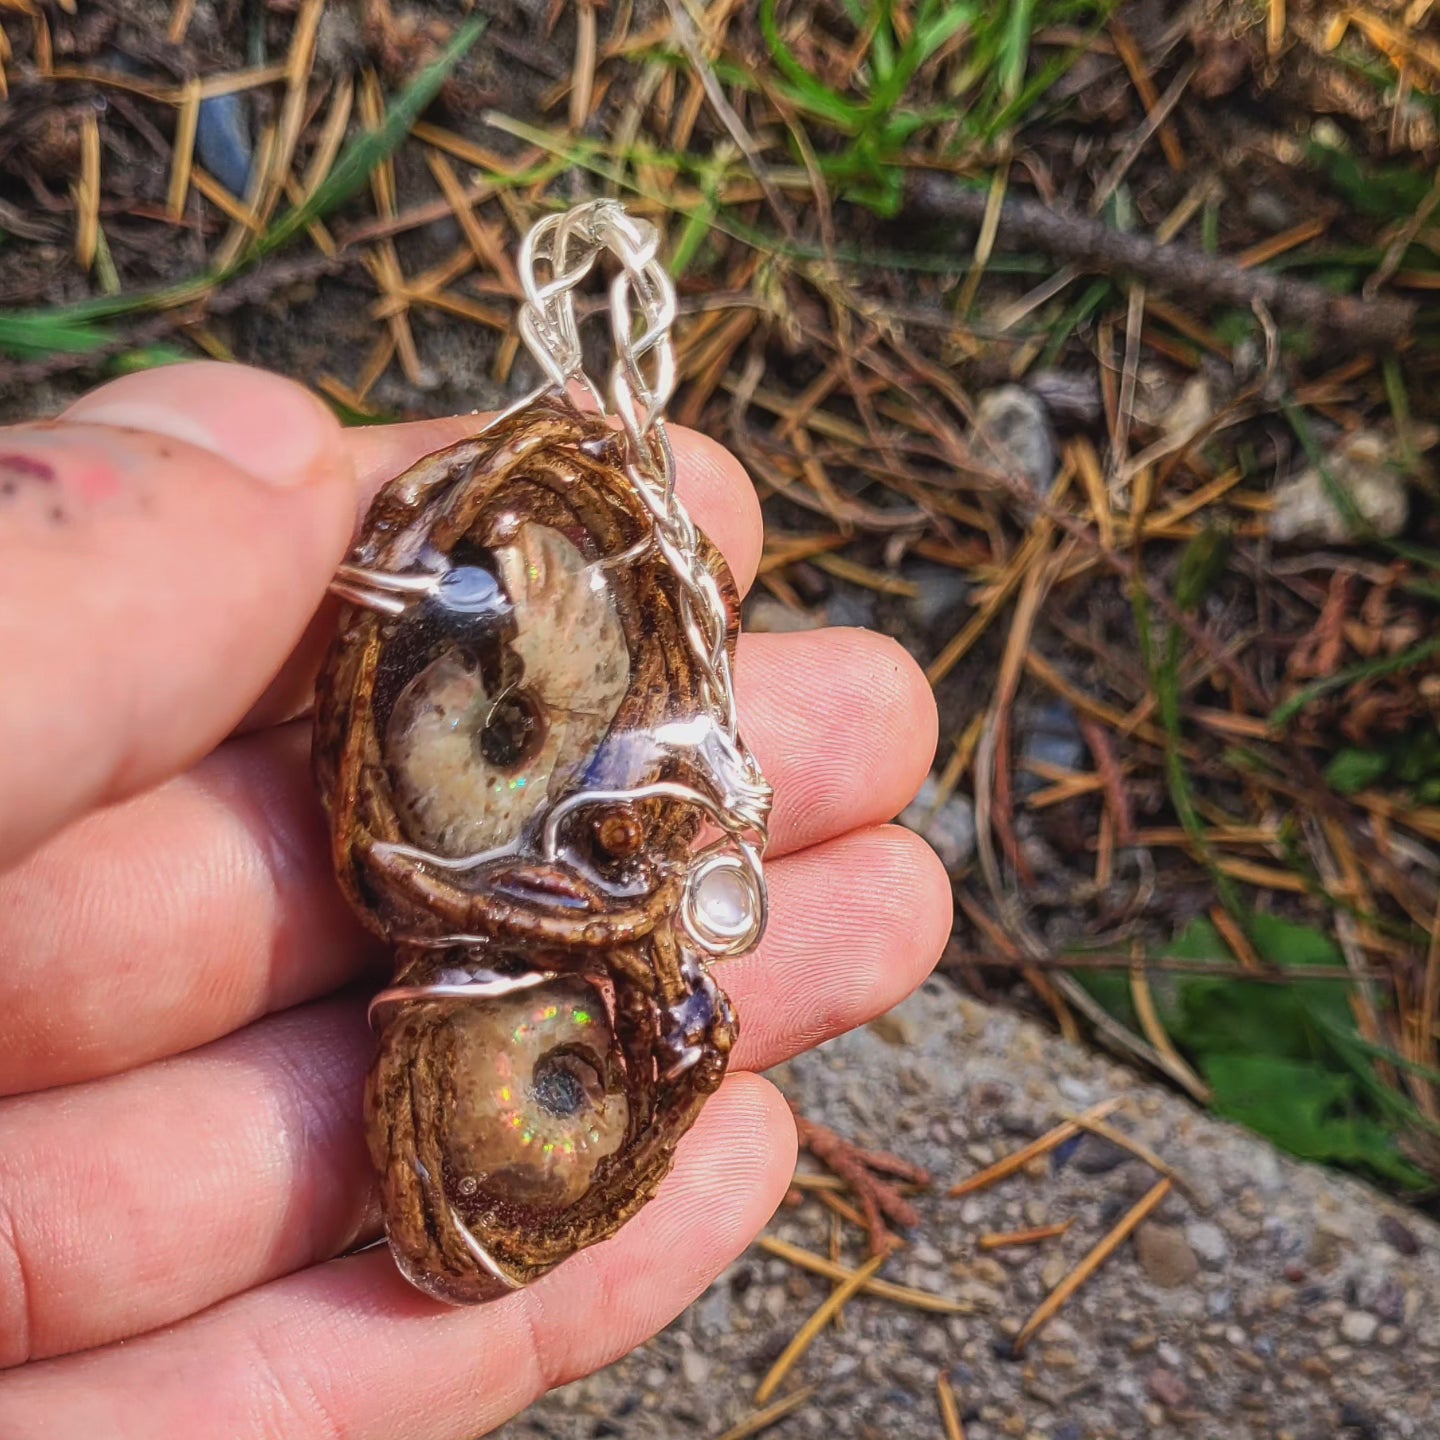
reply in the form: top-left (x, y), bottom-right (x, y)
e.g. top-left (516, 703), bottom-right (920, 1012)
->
top-left (312, 203), bottom-right (771, 1303)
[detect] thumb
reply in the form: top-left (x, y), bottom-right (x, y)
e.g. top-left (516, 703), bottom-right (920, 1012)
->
top-left (0, 361), bottom-right (354, 871)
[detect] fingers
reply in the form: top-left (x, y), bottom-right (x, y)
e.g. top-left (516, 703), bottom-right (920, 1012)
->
top-left (0, 629), bottom-right (935, 1094)
top-left (0, 363), bottom-right (355, 871)
top-left (0, 725), bottom-right (381, 1095)
top-left (0, 996), bottom-right (375, 1368)
top-left (0, 826), bottom-right (943, 1362)
top-left (0, 1073), bottom-right (794, 1440)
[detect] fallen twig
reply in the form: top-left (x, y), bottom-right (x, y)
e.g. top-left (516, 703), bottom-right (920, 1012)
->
top-left (906, 174), bottom-right (1417, 348)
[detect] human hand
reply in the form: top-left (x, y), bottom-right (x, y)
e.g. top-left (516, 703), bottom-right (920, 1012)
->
top-left (0, 362), bottom-right (949, 1438)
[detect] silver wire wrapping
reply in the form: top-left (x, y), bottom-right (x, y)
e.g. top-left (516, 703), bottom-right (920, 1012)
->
top-left (334, 196), bottom-right (771, 1007)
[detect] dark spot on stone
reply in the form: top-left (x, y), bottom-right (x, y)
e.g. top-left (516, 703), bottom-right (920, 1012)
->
top-left (1371, 1277), bottom-right (1408, 1326)
top-left (1338, 1401), bottom-right (1385, 1438)
top-left (1379, 1213), bottom-right (1420, 1256)
top-left (1069, 1134), bottom-right (1129, 1175)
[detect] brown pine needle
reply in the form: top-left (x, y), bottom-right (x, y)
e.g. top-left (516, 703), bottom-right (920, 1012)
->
top-left (927, 528), bottom-right (1043, 686)
top-left (569, 0), bottom-right (598, 131)
top-left (256, 0), bottom-right (323, 229)
top-left (785, 1172), bottom-right (847, 1194)
top-left (213, 121), bottom-right (275, 271)
top-left (191, 167), bottom-right (264, 230)
top-left (810, 552), bottom-right (919, 597)
top-left (300, 74), bottom-right (355, 197)
top-left (1217, 857), bottom-right (1307, 893)
top-left (977, 1220), bottom-right (1073, 1251)
top-left (757, 1237), bottom-right (976, 1315)
top-left (316, 374), bottom-right (373, 414)
top-left (1210, 905), bottom-right (1263, 973)
top-left (948, 1099), bottom-right (1124, 1197)
top-left (815, 1188), bottom-right (870, 1233)
top-left (354, 330), bottom-right (397, 403)
top-left (1269, 0), bottom-right (1286, 55)
top-left (166, 0), bottom-right (196, 44)
top-left (1109, 17), bottom-right (1185, 172)
top-left (73, 111), bottom-right (100, 271)
top-left (1072, 435), bottom-right (1113, 550)
top-left (1128, 957), bottom-right (1212, 1104)
top-left (937, 1372), bottom-right (967, 1440)
top-left (282, 174), bottom-right (336, 256)
top-left (755, 1252), bottom-right (887, 1405)
top-left (33, 11), bottom-right (50, 75)
top-left (710, 1386), bottom-right (817, 1440)
top-left (1236, 217), bottom-right (1327, 269)
top-left (955, 166), bottom-right (1007, 317)
top-left (359, 70), bottom-right (424, 388)
top-left (167, 79), bottom-right (202, 221)
top-left (198, 64), bottom-right (289, 100)
top-left (424, 151), bottom-right (521, 292)
top-left (1013, 1177), bottom-right (1173, 1354)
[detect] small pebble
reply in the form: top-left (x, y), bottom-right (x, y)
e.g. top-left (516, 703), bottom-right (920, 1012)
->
top-left (1378, 1214), bottom-right (1421, 1257)
top-left (1135, 1223), bottom-right (1201, 1289)
top-left (973, 385), bottom-right (1058, 492)
top-left (1147, 1365), bottom-right (1190, 1409)
top-left (1340, 1311), bottom-right (1380, 1346)
top-left (1186, 1220), bottom-right (1230, 1268)
top-left (903, 560), bottom-right (970, 638)
top-left (195, 93), bottom-right (253, 197)
top-left (898, 774), bottom-right (976, 871)
top-left (1269, 429), bottom-right (1413, 545)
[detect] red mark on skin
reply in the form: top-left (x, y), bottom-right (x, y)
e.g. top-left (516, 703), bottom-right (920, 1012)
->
top-left (0, 450), bottom-right (121, 504)
top-left (64, 458), bottom-right (122, 503)
top-left (0, 453), bottom-right (56, 483)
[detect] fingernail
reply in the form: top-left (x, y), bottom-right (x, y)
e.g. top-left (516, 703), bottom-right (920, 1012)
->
top-left (63, 361), bottom-right (339, 489)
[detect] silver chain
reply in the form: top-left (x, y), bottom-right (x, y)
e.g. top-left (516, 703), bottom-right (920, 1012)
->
top-left (517, 202), bottom-right (772, 867)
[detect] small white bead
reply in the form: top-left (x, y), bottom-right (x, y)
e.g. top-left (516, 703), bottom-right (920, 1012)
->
top-left (694, 865), bottom-right (753, 936)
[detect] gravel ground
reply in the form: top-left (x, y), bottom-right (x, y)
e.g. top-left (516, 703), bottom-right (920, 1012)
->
top-left (498, 976), bottom-right (1440, 1440)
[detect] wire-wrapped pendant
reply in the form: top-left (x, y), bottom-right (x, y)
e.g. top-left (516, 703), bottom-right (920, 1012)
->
top-left (312, 203), bottom-right (771, 1303)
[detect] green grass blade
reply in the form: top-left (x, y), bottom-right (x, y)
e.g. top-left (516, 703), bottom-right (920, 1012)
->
top-left (253, 17), bottom-right (487, 260)
top-left (758, 0), bottom-right (863, 128)
top-left (1270, 633), bottom-right (1440, 729)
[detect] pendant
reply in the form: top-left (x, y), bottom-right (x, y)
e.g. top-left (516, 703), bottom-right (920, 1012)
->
top-left (312, 202), bottom-right (771, 1303)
